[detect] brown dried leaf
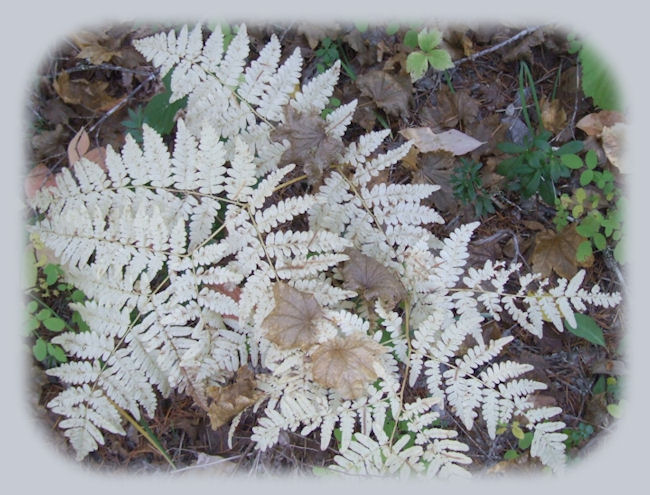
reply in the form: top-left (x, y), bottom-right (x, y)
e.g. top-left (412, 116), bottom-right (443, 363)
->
top-left (356, 69), bottom-right (411, 117)
top-left (31, 124), bottom-right (67, 161)
top-left (311, 335), bottom-right (385, 399)
top-left (262, 283), bottom-right (324, 349)
top-left (400, 127), bottom-right (484, 155)
top-left (342, 249), bottom-right (406, 308)
top-left (53, 71), bottom-right (123, 112)
top-left (411, 151), bottom-right (457, 213)
top-left (576, 110), bottom-right (624, 137)
top-left (424, 86), bottom-right (479, 129)
top-left (540, 97), bottom-right (567, 134)
top-left (601, 122), bottom-right (626, 173)
top-left (24, 164), bottom-right (57, 200)
top-left (531, 225), bottom-right (593, 279)
top-left (207, 366), bottom-right (263, 429)
top-left (67, 128), bottom-right (90, 165)
top-left (71, 29), bottom-right (126, 65)
top-left (502, 29), bottom-right (545, 63)
top-left (271, 107), bottom-right (344, 184)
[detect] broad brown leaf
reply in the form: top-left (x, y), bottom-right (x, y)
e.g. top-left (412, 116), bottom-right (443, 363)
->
top-left (53, 71), bottom-right (123, 112)
top-left (207, 366), bottom-right (263, 429)
top-left (262, 283), bottom-right (324, 349)
top-left (356, 70), bottom-right (411, 118)
top-left (540, 97), bottom-right (567, 134)
top-left (399, 127), bottom-right (484, 155)
top-left (423, 86), bottom-right (479, 129)
top-left (601, 122), bottom-right (626, 173)
top-left (576, 110), bottom-right (624, 137)
top-left (341, 249), bottom-right (406, 308)
top-left (311, 335), bottom-right (385, 399)
top-left (271, 107), bottom-right (344, 184)
top-left (68, 128), bottom-right (107, 170)
top-left (411, 151), bottom-right (457, 214)
top-left (531, 225), bottom-right (593, 279)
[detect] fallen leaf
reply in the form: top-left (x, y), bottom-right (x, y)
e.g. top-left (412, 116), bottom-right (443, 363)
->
top-left (400, 127), bottom-right (484, 155)
top-left (31, 124), bottom-right (67, 161)
top-left (411, 151), bottom-right (457, 213)
top-left (311, 334), bottom-right (385, 399)
top-left (423, 86), bottom-right (479, 129)
top-left (262, 283), bottom-right (324, 349)
top-left (356, 69), bottom-right (411, 117)
top-left (71, 28), bottom-right (128, 65)
top-left (67, 128), bottom-right (91, 165)
top-left (24, 164), bottom-right (57, 200)
top-left (271, 107), bottom-right (344, 184)
top-left (601, 122), bottom-right (626, 172)
top-left (53, 71), bottom-right (123, 112)
top-left (576, 110), bottom-right (624, 137)
top-left (341, 249), bottom-right (406, 308)
top-left (540, 97), bottom-right (567, 134)
top-left (531, 225), bottom-right (593, 279)
top-left (207, 366), bottom-right (263, 429)
top-left (502, 28), bottom-right (545, 63)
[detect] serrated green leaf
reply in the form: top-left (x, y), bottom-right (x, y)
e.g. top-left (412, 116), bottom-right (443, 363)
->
top-left (418, 29), bottom-right (442, 52)
top-left (43, 317), bottom-right (65, 332)
top-left (578, 44), bottom-right (620, 110)
top-left (404, 29), bottom-right (419, 48)
top-left (427, 50), bottom-right (454, 71)
top-left (33, 338), bottom-right (47, 361)
top-left (561, 154), bottom-right (583, 170)
top-left (564, 313), bottom-right (606, 347)
top-left (580, 169), bottom-right (594, 186)
top-left (406, 51), bottom-right (428, 80)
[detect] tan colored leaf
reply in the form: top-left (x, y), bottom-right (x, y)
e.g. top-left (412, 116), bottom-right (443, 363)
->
top-left (399, 127), bottom-right (484, 155)
top-left (53, 71), bottom-right (123, 112)
top-left (271, 107), bottom-right (344, 184)
top-left (540, 97), bottom-right (567, 134)
top-left (356, 69), bottom-right (411, 117)
top-left (576, 110), bottom-right (624, 137)
top-left (262, 283), bottom-right (324, 349)
top-left (24, 164), bottom-right (57, 200)
top-left (601, 122), bottom-right (626, 173)
top-left (422, 86), bottom-right (479, 129)
top-left (531, 225), bottom-right (593, 279)
top-left (207, 366), bottom-right (263, 429)
top-left (311, 335), bottom-right (385, 399)
top-left (342, 249), bottom-right (406, 308)
top-left (71, 30), bottom-right (125, 65)
top-left (67, 128), bottom-right (90, 165)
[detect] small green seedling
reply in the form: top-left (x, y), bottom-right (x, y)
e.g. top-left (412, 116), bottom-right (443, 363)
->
top-left (450, 158), bottom-right (495, 218)
top-left (405, 28), bottom-right (454, 81)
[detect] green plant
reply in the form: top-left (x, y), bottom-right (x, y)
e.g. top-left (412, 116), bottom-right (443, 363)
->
top-left (121, 69), bottom-right (188, 143)
top-left (553, 149), bottom-right (623, 263)
top-left (405, 28), bottom-right (454, 81)
top-left (568, 36), bottom-right (620, 111)
top-left (450, 158), bottom-right (495, 218)
top-left (24, 244), bottom-right (88, 367)
top-left (315, 37), bottom-right (356, 80)
top-left (593, 376), bottom-right (624, 418)
top-left (562, 422), bottom-right (594, 450)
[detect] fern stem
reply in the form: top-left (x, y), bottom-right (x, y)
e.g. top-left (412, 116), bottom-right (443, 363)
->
top-left (273, 174), bottom-right (308, 193)
top-left (389, 297), bottom-right (412, 446)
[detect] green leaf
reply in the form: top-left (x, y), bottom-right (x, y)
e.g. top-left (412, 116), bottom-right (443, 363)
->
top-left (26, 315), bottom-right (40, 334)
top-left (385, 24), bottom-right (400, 36)
top-left (511, 423), bottom-right (525, 439)
top-left (43, 317), bottom-right (65, 332)
top-left (504, 449), bottom-right (519, 460)
top-left (564, 313), bottom-right (606, 347)
top-left (578, 43), bottom-right (621, 110)
top-left (49, 344), bottom-right (67, 363)
top-left (613, 242), bottom-right (624, 263)
top-left (426, 50), bottom-right (454, 71)
top-left (70, 289), bottom-right (86, 303)
top-left (585, 150), bottom-right (598, 169)
top-left (404, 29), bottom-right (419, 48)
top-left (580, 169), bottom-right (594, 186)
top-left (25, 248), bottom-right (38, 289)
top-left (561, 154), bottom-right (583, 170)
top-left (33, 338), bottom-right (47, 361)
top-left (592, 376), bottom-right (606, 394)
top-left (498, 141), bottom-right (527, 154)
top-left (354, 22), bottom-right (368, 33)
top-left (606, 402), bottom-right (622, 418)
top-left (518, 432), bottom-right (534, 450)
top-left (26, 300), bottom-right (38, 314)
top-left (418, 29), bottom-right (442, 53)
top-left (557, 140), bottom-right (583, 155)
top-left (406, 51), bottom-right (428, 80)
top-left (593, 232), bottom-right (607, 251)
top-left (36, 308), bottom-right (52, 321)
top-left (43, 264), bottom-right (61, 286)
top-left (576, 240), bottom-right (593, 261)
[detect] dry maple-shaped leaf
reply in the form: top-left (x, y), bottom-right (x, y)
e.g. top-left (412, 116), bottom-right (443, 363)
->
top-left (71, 30), bottom-right (124, 65)
top-left (411, 151), bottom-right (457, 213)
top-left (422, 86), bottom-right (479, 130)
top-left (311, 334), bottom-right (385, 399)
top-left (53, 71), bottom-right (123, 112)
top-left (540, 97), bottom-right (567, 134)
top-left (576, 110), bottom-right (624, 137)
top-left (262, 283), bottom-right (324, 349)
top-left (531, 225), bottom-right (593, 279)
top-left (400, 127), bottom-right (484, 156)
top-left (341, 248), bottom-right (406, 308)
top-left (207, 366), bottom-right (264, 430)
top-left (271, 107), bottom-right (344, 184)
top-left (355, 69), bottom-right (411, 118)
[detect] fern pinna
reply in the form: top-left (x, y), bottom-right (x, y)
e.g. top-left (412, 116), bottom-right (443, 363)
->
top-left (28, 23), bottom-right (621, 475)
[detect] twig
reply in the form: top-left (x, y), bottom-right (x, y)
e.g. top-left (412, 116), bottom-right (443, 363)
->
top-left (453, 26), bottom-right (542, 66)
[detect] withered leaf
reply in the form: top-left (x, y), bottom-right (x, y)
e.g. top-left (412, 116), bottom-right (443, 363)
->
top-left (207, 366), bottom-right (263, 429)
top-left (31, 124), bottom-right (67, 162)
top-left (271, 107), bottom-right (344, 184)
top-left (400, 127), bottom-right (484, 155)
top-left (355, 69), bottom-right (411, 117)
top-left (531, 225), bottom-right (593, 279)
top-left (540, 97), bottom-right (567, 134)
top-left (423, 86), bottom-right (479, 129)
top-left (502, 29), bottom-right (545, 63)
top-left (601, 122), bottom-right (626, 173)
top-left (411, 151), bottom-right (457, 213)
top-left (53, 71), bottom-right (123, 112)
top-left (72, 31), bottom-right (123, 65)
top-left (342, 249), bottom-right (406, 308)
top-left (262, 283), bottom-right (324, 349)
top-left (311, 335), bottom-right (385, 399)
top-left (24, 164), bottom-right (57, 200)
top-left (576, 110), bottom-right (624, 137)
top-left (68, 128), bottom-right (107, 170)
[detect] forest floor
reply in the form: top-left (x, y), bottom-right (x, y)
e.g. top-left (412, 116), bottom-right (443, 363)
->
top-left (25, 20), bottom-right (625, 476)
